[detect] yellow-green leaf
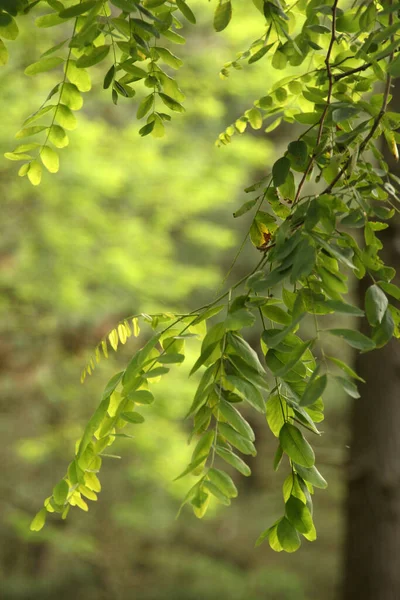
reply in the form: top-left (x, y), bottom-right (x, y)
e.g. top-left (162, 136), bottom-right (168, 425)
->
top-left (60, 82), bottom-right (83, 110)
top-left (65, 60), bottom-right (92, 92)
top-left (27, 160), bottom-right (42, 186)
top-left (55, 104), bottom-right (77, 130)
top-left (30, 508), bottom-right (47, 532)
top-left (48, 125), bottom-right (69, 148)
top-left (25, 56), bottom-right (64, 76)
top-left (40, 145), bottom-right (59, 173)
top-left (214, 0), bottom-right (232, 32)
top-left (109, 329), bottom-right (119, 351)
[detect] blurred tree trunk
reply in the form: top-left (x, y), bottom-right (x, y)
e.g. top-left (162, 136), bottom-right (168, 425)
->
top-left (342, 86), bottom-right (400, 599)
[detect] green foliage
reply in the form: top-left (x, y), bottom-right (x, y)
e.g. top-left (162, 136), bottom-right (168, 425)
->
top-left (4, 0), bottom-right (400, 554)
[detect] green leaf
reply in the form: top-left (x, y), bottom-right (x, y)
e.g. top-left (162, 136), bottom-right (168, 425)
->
top-left (275, 340), bottom-right (313, 378)
top-left (55, 104), bottom-right (77, 130)
top-left (162, 29), bottom-right (186, 44)
top-left (272, 157), bottom-right (291, 187)
top-left (285, 496), bottom-right (313, 534)
top-left (103, 65), bottom-right (115, 89)
top-left (190, 305), bottom-right (225, 326)
top-left (59, 1), bottom-right (98, 18)
top-left (378, 281), bottom-right (400, 301)
top-left (190, 342), bottom-right (219, 376)
top-left (279, 423), bottom-right (315, 467)
top-left (78, 396), bottom-right (110, 454)
top-left (201, 322), bottom-right (226, 351)
top-left (4, 152), bottom-right (32, 161)
top-left (266, 394), bottom-right (287, 437)
top-left (225, 308), bottom-right (255, 330)
top-left (30, 508), bottom-right (47, 532)
top-left (372, 308), bottom-right (395, 348)
top-left (139, 122), bottom-right (155, 137)
top-left (126, 390), bottom-right (154, 404)
top-left (233, 198), bottom-right (258, 218)
top-left (158, 353), bottom-right (185, 364)
top-left (207, 468), bottom-right (238, 498)
top-left (174, 455), bottom-right (208, 480)
top-left (110, 0), bottom-right (137, 10)
top-left (332, 106), bottom-right (360, 123)
top-left (290, 240), bottom-right (316, 282)
top-left (23, 104), bottom-right (55, 127)
top-left (0, 12), bottom-right (18, 39)
top-left (255, 524), bottom-right (274, 548)
top-left (60, 83), bottom-right (83, 111)
top-left (323, 300), bottom-right (364, 317)
top-left (214, 0), bottom-right (232, 32)
top-left (155, 47), bottom-right (183, 70)
top-left (159, 92), bottom-right (185, 113)
top-left (225, 374), bottom-right (265, 413)
top-left (76, 45), bottom-right (110, 68)
top-left (247, 107), bottom-right (263, 130)
top-left (262, 304), bottom-right (291, 325)
top-left (187, 430), bottom-right (214, 476)
top-left (325, 355), bottom-right (365, 382)
top-left (191, 486), bottom-right (210, 518)
top-left (216, 446), bottom-right (251, 476)
top-left (137, 94), bottom-right (154, 119)
top-left (142, 366), bottom-right (169, 378)
top-left (218, 422), bottom-right (256, 456)
top-left (27, 160), bottom-right (42, 186)
top-left (365, 284), bottom-right (388, 326)
top-left (102, 371), bottom-right (123, 400)
top-left (53, 479), bottom-right (69, 505)
top-left (287, 140), bottom-right (308, 170)
top-left (24, 56), bottom-right (64, 76)
top-left (48, 125), bottom-right (69, 148)
top-left (218, 399), bottom-right (255, 441)
top-left (248, 43), bottom-right (273, 64)
top-left (388, 54), bottom-right (400, 77)
top-left (0, 38), bottom-right (8, 65)
top-left (176, 0), bottom-right (196, 24)
top-left (40, 145), bottom-right (59, 173)
top-left (277, 517), bottom-right (301, 552)
top-left (334, 376), bottom-right (360, 399)
top-left (120, 62), bottom-right (147, 79)
top-left (268, 523), bottom-right (284, 551)
top-left (203, 481), bottom-right (231, 505)
top-left (227, 353), bottom-right (268, 390)
top-left (66, 60), bottom-right (92, 92)
top-left (261, 315), bottom-right (305, 350)
top-left (328, 329), bottom-right (376, 351)
top-left (273, 443), bottom-right (283, 470)
top-left (227, 332), bottom-right (266, 376)
top-left (312, 234), bottom-right (355, 270)
top-left (294, 464), bottom-right (327, 489)
top-left (35, 13), bottom-right (66, 28)
top-left (300, 374), bottom-right (327, 407)
top-left (120, 411), bottom-right (145, 424)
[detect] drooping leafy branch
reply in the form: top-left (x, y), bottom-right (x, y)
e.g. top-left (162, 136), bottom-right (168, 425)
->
top-left (5, 0), bottom-right (400, 553)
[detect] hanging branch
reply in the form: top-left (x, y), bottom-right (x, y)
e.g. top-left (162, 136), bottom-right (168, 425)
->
top-left (4, 0), bottom-right (400, 553)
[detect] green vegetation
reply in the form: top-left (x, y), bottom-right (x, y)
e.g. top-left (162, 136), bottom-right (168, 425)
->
top-left (1, 3), bottom-right (399, 591)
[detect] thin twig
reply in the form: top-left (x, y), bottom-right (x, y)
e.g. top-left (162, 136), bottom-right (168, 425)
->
top-left (323, 7), bottom-right (395, 195)
top-left (293, 0), bottom-right (339, 205)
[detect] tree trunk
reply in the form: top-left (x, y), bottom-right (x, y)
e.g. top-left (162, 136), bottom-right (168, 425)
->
top-left (342, 94), bottom-right (400, 598)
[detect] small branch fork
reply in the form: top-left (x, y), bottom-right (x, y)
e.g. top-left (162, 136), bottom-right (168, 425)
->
top-left (293, 0), bottom-right (339, 205)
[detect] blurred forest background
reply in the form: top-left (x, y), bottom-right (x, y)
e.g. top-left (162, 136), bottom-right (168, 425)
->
top-left (0, 2), bottom-right (364, 599)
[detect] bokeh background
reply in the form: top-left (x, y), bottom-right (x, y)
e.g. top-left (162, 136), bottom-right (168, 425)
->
top-left (1, 3), bottom-right (360, 599)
